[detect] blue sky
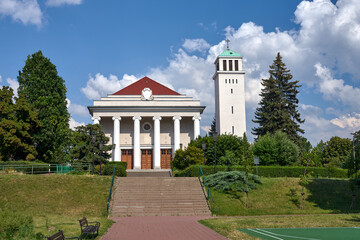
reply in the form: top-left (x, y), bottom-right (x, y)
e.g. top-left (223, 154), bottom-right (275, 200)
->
top-left (0, 0), bottom-right (359, 145)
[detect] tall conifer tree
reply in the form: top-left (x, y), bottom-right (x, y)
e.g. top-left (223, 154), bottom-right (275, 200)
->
top-left (17, 51), bottom-right (70, 162)
top-left (252, 52), bottom-right (304, 144)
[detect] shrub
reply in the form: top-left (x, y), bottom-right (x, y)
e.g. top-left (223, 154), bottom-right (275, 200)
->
top-left (95, 164), bottom-right (105, 175)
top-left (175, 165), bottom-right (348, 178)
top-left (0, 160), bottom-right (49, 174)
top-left (171, 146), bottom-right (204, 170)
top-left (0, 209), bottom-right (43, 239)
top-left (206, 171), bottom-right (262, 192)
top-left (103, 162), bottom-right (127, 177)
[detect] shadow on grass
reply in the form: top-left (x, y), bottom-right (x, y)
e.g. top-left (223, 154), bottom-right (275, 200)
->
top-left (306, 179), bottom-right (360, 213)
top-left (345, 216), bottom-right (360, 223)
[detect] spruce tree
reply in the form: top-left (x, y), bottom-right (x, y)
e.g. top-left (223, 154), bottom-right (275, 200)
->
top-left (252, 52), bottom-right (304, 144)
top-left (209, 116), bottom-right (216, 136)
top-left (17, 51), bottom-right (70, 162)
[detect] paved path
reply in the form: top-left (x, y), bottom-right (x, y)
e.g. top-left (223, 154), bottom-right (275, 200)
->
top-left (101, 216), bottom-right (227, 240)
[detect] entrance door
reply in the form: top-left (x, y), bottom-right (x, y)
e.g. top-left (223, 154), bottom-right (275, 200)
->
top-left (161, 149), bottom-right (172, 169)
top-left (121, 149), bottom-right (133, 169)
top-left (141, 149), bottom-right (153, 169)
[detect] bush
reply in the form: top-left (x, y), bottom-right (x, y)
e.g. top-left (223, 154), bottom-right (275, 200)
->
top-left (0, 209), bottom-right (43, 239)
top-left (206, 171), bottom-right (262, 192)
top-left (175, 165), bottom-right (348, 178)
top-left (0, 160), bottom-right (49, 174)
top-left (171, 146), bottom-right (204, 170)
top-left (103, 162), bottom-right (127, 177)
top-left (95, 164), bottom-right (105, 175)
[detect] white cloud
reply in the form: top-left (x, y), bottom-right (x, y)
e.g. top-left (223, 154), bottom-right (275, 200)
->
top-left (330, 113), bottom-right (360, 130)
top-left (66, 98), bottom-right (88, 117)
top-left (69, 117), bottom-right (84, 130)
top-left (6, 78), bottom-right (19, 97)
top-left (182, 39), bottom-right (210, 53)
top-left (81, 73), bottom-right (138, 100)
top-left (201, 125), bottom-right (210, 134)
top-left (46, 0), bottom-right (83, 7)
top-left (0, 0), bottom-right (42, 26)
top-left (315, 63), bottom-right (360, 112)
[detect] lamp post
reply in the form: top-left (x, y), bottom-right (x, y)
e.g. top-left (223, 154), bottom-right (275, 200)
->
top-left (201, 141), bottom-right (206, 165)
top-left (91, 130), bottom-right (96, 175)
top-left (112, 144), bottom-right (116, 162)
top-left (213, 132), bottom-right (218, 173)
top-left (34, 142), bottom-right (37, 161)
top-left (99, 142), bottom-right (103, 175)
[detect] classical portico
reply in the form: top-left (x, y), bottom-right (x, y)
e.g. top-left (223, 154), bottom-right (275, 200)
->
top-left (88, 77), bottom-right (205, 170)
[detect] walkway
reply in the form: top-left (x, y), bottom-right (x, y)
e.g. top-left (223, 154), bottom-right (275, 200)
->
top-left (101, 216), bottom-right (227, 240)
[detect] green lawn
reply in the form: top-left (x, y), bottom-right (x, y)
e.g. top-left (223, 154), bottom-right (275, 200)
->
top-left (200, 214), bottom-right (360, 240)
top-left (211, 177), bottom-right (360, 216)
top-left (0, 174), bottom-right (113, 239)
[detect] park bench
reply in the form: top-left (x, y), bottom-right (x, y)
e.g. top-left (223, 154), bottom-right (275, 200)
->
top-left (78, 217), bottom-right (100, 240)
top-left (45, 230), bottom-right (80, 240)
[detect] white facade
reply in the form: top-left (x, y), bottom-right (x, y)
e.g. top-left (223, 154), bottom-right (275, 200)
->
top-left (213, 49), bottom-right (246, 137)
top-left (88, 77), bottom-right (205, 170)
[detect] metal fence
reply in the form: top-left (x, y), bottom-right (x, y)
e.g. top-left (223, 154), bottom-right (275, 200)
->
top-left (0, 163), bottom-right (92, 175)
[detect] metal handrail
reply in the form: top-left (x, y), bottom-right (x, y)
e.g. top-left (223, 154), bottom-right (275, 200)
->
top-left (106, 164), bottom-right (117, 217)
top-left (199, 165), bottom-right (215, 215)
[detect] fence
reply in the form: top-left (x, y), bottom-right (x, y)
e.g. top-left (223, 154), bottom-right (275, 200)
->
top-left (0, 163), bottom-right (92, 175)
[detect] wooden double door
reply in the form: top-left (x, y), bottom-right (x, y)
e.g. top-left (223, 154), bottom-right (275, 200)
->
top-left (141, 149), bottom-right (153, 169)
top-left (121, 149), bottom-right (133, 169)
top-left (161, 149), bottom-right (172, 169)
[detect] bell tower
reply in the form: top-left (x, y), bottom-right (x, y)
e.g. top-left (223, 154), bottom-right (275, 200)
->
top-left (213, 41), bottom-right (246, 136)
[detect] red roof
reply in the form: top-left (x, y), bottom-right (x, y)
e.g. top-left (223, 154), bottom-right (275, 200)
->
top-left (112, 76), bottom-right (180, 95)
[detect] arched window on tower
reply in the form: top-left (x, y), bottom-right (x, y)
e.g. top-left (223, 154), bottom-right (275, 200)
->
top-left (216, 62), bottom-right (219, 71)
top-left (225, 79), bottom-right (227, 83)
top-left (235, 60), bottom-right (239, 71)
top-left (231, 89), bottom-right (233, 94)
top-left (223, 60), bottom-right (227, 71)
top-left (229, 60), bottom-right (233, 71)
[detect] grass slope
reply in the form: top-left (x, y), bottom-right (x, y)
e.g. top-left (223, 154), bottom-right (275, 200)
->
top-left (212, 177), bottom-right (360, 216)
top-left (0, 175), bottom-right (113, 239)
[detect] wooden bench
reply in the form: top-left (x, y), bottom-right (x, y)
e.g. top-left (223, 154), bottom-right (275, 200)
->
top-left (45, 230), bottom-right (80, 240)
top-left (78, 217), bottom-right (100, 240)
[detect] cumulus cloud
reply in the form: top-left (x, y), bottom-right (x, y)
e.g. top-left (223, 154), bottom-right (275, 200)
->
top-left (46, 0), bottom-right (83, 7)
top-left (66, 98), bottom-right (88, 117)
top-left (0, 0), bottom-right (42, 26)
top-left (182, 39), bottom-right (211, 53)
top-left (69, 117), bottom-right (84, 130)
top-left (330, 113), bottom-right (360, 130)
top-left (0, 76), bottom-right (19, 97)
top-left (81, 73), bottom-right (138, 100)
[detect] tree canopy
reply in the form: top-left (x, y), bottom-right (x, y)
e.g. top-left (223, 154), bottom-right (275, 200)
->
top-left (252, 52), bottom-right (304, 145)
top-left (17, 51), bottom-right (70, 163)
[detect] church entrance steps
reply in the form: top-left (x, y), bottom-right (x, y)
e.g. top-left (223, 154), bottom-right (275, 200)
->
top-left (110, 177), bottom-right (211, 217)
top-left (126, 169), bottom-right (171, 177)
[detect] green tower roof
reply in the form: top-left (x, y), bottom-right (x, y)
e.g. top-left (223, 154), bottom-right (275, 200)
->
top-left (218, 49), bottom-right (242, 57)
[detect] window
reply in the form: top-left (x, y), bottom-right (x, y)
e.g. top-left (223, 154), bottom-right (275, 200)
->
top-left (231, 106), bottom-right (234, 114)
top-left (232, 126), bottom-right (234, 134)
top-left (236, 79), bottom-right (238, 84)
top-left (235, 60), bottom-right (239, 71)
top-left (231, 89), bottom-right (233, 94)
top-left (216, 62), bottom-right (219, 71)
top-left (229, 60), bottom-right (233, 71)
top-left (223, 60), bottom-right (227, 71)
top-left (225, 79), bottom-right (227, 83)
top-left (232, 79), bottom-right (234, 84)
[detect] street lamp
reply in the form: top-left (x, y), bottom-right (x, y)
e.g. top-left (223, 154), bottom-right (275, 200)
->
top-left (91, 130), bottom-right (96, 175)
top-left (213, 132), bottom-right (218, 173)
top-left (99, 142), bottom-right (104, 175)
top-left (34, 142), bottom-right (37, 161)
top-left (201, 141), bottom-right (206, 165)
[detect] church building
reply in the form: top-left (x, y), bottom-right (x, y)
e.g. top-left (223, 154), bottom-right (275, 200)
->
top-left (88, 77), bottom-right (205, 170)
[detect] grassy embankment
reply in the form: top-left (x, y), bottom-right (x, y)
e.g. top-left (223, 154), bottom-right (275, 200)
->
top-left (200, 177), bottom-right (360, 239)
top-left (0, 174), bottom-right (113, 239)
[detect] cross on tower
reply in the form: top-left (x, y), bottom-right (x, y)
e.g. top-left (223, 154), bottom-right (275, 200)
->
top-left (225, 39), bottom-right (230, 49)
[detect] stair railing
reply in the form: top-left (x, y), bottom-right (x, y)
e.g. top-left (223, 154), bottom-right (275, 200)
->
top-left (106, 164), bottom-right (117, 217)
top-left (198, 165), bottom-right (215, 215)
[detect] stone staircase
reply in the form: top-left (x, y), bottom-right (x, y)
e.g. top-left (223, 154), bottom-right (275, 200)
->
top-left (110, 177), bottom-right (211, 217)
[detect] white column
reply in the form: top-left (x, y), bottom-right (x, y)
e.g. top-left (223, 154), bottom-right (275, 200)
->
top-left (112, 117), bottom-right (121, 162)
top-left (153, 116), bottom-right (162, 169)
top-left (133, 116), bottom-right (142, 169)
top-left (92, 116), bottom-right (101, 124)
top-left (173, 116), bottom-right (182, 152)
top-left (192, 116), bottom-right (201, 139)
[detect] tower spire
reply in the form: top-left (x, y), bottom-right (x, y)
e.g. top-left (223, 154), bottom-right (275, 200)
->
top-left (225, 39), bottom-right (230, 49)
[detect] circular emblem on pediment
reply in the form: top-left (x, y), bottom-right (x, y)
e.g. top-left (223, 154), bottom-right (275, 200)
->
top-left (141, 88), bottom-right (153, 100)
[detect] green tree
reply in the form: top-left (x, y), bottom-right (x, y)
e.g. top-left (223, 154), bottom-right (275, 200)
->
top-left (0, 87), bottom-right (40, 161)
top-left (209, 116), bottom-right (216, 136)
top-left (17, 51), bottom-right (70, 163)
top-left (171, 145), bottom-right (204, 170)
top-left (252, 52), bottom-right (304, 144)
top-left (69, 124), bottom-right (112, 164)
top-left (253, 130), bottom-right (300, 166)
top-left (322, 136), bottom-right (352, 167)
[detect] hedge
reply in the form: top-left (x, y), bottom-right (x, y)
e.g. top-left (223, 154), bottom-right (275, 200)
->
top-left (0, 160), bottom-right (51, 174)
top-left (103, 162), bottom-right (127, 177)
top-left (174, 165), bottom-right (348, 178)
